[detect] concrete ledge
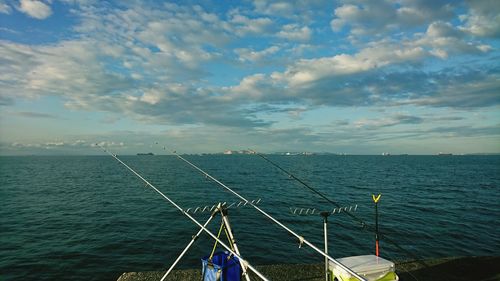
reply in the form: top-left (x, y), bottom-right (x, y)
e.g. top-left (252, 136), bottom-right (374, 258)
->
top-left (118, 264), bottom-right (324, 281)
top-left (396, 256), bottom-right (500, 281)
top-left (117, 256), bottom-right (500, 281)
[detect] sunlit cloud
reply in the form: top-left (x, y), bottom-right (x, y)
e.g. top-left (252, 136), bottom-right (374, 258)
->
top-left (18, 0), bottom-right (52, 19)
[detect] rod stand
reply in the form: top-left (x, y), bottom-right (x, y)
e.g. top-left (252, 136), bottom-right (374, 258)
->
top-left (218, 205), bottom-right (251, 281)
top-left (162, 203), bottom-right (251, 281)
top-left (372, 194), bottom-right (381, 257)
top-left (320, 211), bottom-right (330, 281)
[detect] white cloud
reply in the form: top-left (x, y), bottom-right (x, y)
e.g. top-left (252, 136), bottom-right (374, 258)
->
top-left (140, 90), bottom-right (162, 105)
top-left (426, 21), bottom-right (463, 38)
top-left (0, 1), bottom-right (275, 129)
top-left (331, 0), bottom-right (454, 37)
top-left (331, 2), bottom-right (396, 35)
top-left (430, 49), bottom-right (448, 59)
top-left (71, 139), bottom-right (86, 146)
top-left (45, 141), bottom-right (65, 146)
top-left (415, 21), bottom-right (492, 58)
top-left (252, 0), bottom-right (327, 22)
top-left (235, 46), bottom-right (280, 62)
top-left (253, 0), bottom-right (294, 15)
top-left (460, 0), bottom-right (500, 37)
top-left (222, 40), bottom-right (434, 108)
top-left (97, 141), bottom-right (124, 147)
top-left (18, 0), bottom-right (52, 19)
top-left (139, 86), bottom-right (186, 105)
top-left (273, 42), bottom-right (426, 86)
top-left (224, 31), bottom-right (498, 109)
top-left (276, 24), bottom-right (312, 41)
top-left (229, 13), bottom-right (274, 36)
top-left (0, 0), bottom-right (12, 14)
top-left (0, 39), bottom-right (133, 108)
top-left (224, 74), bottom-right (270, 100)
top-left (331, 4), bottom-right (366, 31)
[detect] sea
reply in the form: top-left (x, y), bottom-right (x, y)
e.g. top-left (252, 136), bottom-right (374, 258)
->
top-left (1, 155), bottom-right (499, 280)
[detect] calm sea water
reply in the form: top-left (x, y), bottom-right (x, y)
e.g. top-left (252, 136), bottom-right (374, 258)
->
top-left (1, 155), bottom-right (499, 280)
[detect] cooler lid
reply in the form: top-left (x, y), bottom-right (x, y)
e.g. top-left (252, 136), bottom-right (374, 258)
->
top-left (332, 255), bottom-right (395, 275)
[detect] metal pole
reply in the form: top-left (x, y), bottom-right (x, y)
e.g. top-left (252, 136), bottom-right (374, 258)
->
top-left (320, 212), bottom-right (330, 281)
top-left (375, 202), bottom-right (379, 256)
top-left (160, 212), bottom-right (216, 281)
top-left (372, 194), bottom-right (381, 257)
top-left (220, 207), bottom-right (251, 281)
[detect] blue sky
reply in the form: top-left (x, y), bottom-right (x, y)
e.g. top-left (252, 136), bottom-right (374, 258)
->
top-left (0, 0), bottom-right (499, 155)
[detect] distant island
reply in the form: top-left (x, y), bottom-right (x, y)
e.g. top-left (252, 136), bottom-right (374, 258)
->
top-left (137, 152), bottom-right (154, 156)
top-left (221, 150), bottom-right (317, 156)
top-left (168, 151), bottom-right (500, 156)
top-left (223, 150), bottom-right (256, 155)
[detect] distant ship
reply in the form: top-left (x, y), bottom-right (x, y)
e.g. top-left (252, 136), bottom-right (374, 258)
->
top-left (137, 152), bottom-right (154, 156)
top-left (437, 152), bottom-right (452, 156)
top-left (382, 152), bottom-right (391, 156)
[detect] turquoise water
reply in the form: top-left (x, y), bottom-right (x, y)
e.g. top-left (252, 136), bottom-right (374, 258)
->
top-left (1, 155), bottom-right (499, 280)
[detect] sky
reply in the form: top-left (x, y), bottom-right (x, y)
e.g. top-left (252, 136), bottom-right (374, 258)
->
top-left (0, 0), bottom-right (499, 155)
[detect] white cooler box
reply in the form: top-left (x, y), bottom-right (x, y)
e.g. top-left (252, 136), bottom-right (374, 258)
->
top-left (329, 255), bottom-right (399, 281)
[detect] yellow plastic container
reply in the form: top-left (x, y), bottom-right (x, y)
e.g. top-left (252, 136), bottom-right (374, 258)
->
top-left (329, 255), bottom-right (399, 281)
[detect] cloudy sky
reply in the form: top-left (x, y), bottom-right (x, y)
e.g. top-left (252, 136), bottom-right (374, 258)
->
top-left (0, 0), bottom-right (499, 155)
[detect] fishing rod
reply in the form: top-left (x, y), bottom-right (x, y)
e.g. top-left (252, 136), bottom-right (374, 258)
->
top-left (95, 144), bottom-right (270, 281)
top-left (161, 211), bottom-right (216, 280)
top-left (157, 144), bottom-right (369, 281)
top-left (250, 150), bottom-right (429, 271)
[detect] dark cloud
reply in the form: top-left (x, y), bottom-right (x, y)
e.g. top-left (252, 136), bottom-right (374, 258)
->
top-left (392, 114), bottom-right (423, 124)
top-left (332, 120), bottom-right (350, 126)
top-left (14, 111), bottom-right (59, 119)
top-left (304, 66), bottom-right (500, 108)
top-left (316, 122), bottom-right (500, 150)
top-left (400, 71), bottom-right (500, 108)
top-left (242, 104), bottom-right (306, 116)
top-left (426, 125), bottom-right (500, 137)
top-left (89, 61), bottom-right (497, 127)
top-left (232, 64), bottom-right (499, 110)
top-left (462, 0), bottom-right (500, 38)
top-left (430, 116), bottom-right (465, 121)
top-left (0, 95), bottom-right (14, 106)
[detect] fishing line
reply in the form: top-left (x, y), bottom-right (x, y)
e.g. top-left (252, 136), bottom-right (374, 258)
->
top-left (250, 150), bottom-right (430, 273)
top-left (95, 144), bottom-right (270, 281)
top-left (156, 143), bottom-right (369, 281)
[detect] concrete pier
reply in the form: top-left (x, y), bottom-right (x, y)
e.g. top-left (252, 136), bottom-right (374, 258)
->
top-left (117, 256), bottom-right (500, 281)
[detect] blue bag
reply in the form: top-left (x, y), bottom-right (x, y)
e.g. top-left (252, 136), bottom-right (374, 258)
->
top-left (201, 251), bottom-right (241, 281)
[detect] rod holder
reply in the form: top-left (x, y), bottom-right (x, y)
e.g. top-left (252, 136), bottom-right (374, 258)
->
top-left (290, 204), bottom-right (358, 216)
top-left (185, 198), bottom-right (261, 214)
